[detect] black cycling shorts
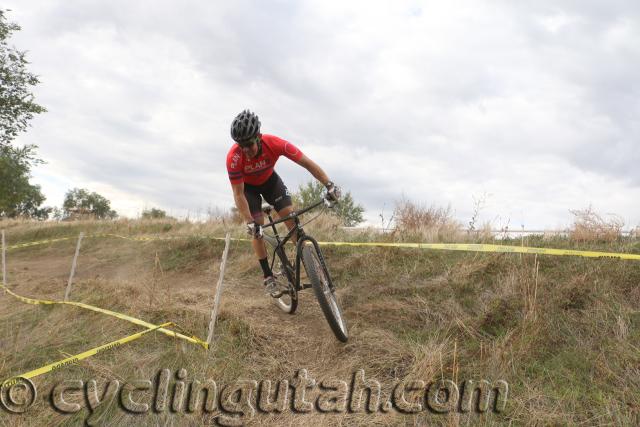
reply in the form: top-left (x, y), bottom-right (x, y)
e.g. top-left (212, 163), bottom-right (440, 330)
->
top-left (244, 172), bottom-right (292, 220)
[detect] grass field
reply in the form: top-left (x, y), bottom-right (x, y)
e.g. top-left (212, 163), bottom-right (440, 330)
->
top-left (1, 215), bottom-right (639, 426)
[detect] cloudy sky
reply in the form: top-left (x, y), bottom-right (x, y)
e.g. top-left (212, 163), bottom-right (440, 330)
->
top-left (4, 0), bottom-right (640, 229)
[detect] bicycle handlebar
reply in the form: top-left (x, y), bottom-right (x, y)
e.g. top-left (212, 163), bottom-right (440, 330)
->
top-left (262, 199), bottom-right (326, 228)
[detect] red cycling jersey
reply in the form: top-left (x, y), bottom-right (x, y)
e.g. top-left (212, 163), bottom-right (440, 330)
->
top-left (226, 134), bottom-right (304, 185)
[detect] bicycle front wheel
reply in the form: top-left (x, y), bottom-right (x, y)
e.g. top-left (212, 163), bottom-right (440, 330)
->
top-left (302, 243), bottom-right (348, 342)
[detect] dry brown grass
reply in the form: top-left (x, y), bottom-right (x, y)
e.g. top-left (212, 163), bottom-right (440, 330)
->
top-left (392, 198), bottom-right (464, 242)
top-left (568, 205), bottom-right (625, 243)
top-left (2, 214), bottom-right (640, 425)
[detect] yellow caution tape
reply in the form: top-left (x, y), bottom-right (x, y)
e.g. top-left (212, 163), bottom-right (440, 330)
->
top-left (7, 236), bottom-right (75, 250)
top-left (1, 322), bottom-right (173, 388)
top-left (0, 284), bottom-right (209, 349)
top-left (97, 233), bottom-right (238, 243)
top-left (316, 241), bottom-right (640, 260)
top-left (91, 233), bottom-right (640, 260)
top-left (5, 233), bottom-right (246, 250)
top-left (7, 233), bottom-right (640, 260)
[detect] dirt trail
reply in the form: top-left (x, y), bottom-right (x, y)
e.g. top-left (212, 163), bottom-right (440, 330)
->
top-left (3, 241), bottom-right (350, 370)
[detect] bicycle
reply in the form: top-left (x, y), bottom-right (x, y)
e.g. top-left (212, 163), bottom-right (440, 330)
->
top-left (260, 198), bottom-right (349, 342)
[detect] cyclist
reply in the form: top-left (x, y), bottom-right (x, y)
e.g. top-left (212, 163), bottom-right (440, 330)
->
top-left (226, 110), bottom-right (340, 296)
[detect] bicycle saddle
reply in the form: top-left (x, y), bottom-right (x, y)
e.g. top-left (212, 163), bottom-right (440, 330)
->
top-left (261, 203), bottom-right (273, 215)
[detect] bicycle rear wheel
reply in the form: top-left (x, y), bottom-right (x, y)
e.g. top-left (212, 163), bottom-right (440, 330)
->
top-left (302, 243), bottom-right (348, 342)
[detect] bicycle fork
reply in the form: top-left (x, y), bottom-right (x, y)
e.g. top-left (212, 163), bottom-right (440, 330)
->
top-left (295, 236), bottom-right (336, 293)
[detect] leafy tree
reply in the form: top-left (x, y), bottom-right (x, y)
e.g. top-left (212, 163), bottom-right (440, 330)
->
top-left (292, 180), bottom-right (365, 226)
top-left (0, 145), bottom-right (50, 219)
top-left (0, 10), bottom-right (48, 219)
top-left (142, 207), bottom-right (167, 219)
top-left (63, 188), bottom-right (117, 219)
top-left (0, 9), bottom-right (46, 150)
top-left (50, 206), bottom-right (64, 221)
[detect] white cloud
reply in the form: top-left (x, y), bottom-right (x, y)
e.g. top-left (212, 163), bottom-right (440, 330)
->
top-left (4, 0), bottom-right (640, 228)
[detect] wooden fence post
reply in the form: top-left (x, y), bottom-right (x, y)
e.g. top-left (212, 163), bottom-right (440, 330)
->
top-left (64, 232), bottom-right (84, 301)
top-left (206, 233), bottom-right (231, 347)
top-left (1, 230), bottom-right (5, 287)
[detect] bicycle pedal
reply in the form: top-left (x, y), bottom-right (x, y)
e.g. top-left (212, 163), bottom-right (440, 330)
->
top-left (270, 290), bottom-right (285, 298)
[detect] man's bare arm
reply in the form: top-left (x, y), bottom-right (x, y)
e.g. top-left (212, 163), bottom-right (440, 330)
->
top-left (296, 154), bottom-right (330, 185)
top-left (231, 182), bottom-right (254, 223)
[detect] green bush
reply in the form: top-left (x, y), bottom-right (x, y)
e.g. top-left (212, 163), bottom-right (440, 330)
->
top-left (292, 180), bottom-right (365, 226)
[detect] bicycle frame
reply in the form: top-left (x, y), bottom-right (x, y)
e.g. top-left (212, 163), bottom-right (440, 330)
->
top-left (262, 200), bottom-right (332, 292)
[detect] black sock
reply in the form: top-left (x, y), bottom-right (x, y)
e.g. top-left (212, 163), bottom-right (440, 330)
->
top-left (259, 258), bottom-right (272, 278)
